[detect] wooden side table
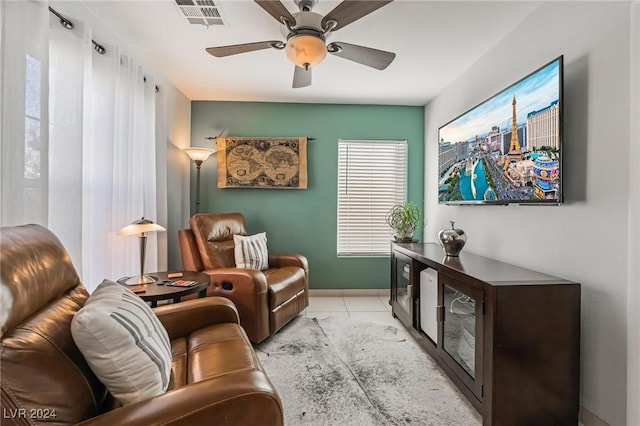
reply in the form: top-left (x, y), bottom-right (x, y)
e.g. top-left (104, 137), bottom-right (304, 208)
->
top-left (118, 271), bottom-right (209, 308)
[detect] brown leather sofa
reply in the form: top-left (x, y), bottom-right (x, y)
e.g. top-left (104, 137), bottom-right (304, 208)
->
top-left (0, 224), bottom-right (283, 426)
top-left (179, 212), bottom-right (309, 343)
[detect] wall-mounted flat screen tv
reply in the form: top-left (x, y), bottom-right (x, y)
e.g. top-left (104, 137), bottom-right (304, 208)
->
top-left (438, 56), bottom-right (563, 205)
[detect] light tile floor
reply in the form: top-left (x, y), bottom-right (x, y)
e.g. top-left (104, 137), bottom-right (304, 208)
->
top-left (305, 295), bottom-right (407, 330)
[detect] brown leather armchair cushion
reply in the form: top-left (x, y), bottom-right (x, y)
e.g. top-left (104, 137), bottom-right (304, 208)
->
top-left (0, 224), bottom-right (283, 426)
top-left (179, 213), bottom-right (309, 343)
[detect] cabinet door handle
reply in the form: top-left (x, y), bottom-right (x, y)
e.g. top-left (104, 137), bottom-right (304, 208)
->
top-left (437, 305), bottom-right (444, 322)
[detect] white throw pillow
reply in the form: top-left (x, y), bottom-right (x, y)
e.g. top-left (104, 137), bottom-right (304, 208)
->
top-left (71, 279), bottom-right (172, 405)
top-left (234, 232), bottom-right (269, 270)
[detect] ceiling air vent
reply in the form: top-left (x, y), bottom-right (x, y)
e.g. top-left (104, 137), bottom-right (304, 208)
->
top-left (175, 0), bottom-right (225, 26)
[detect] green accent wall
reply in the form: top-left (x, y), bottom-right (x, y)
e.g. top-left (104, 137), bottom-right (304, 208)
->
top-left (190, 101), bottom-right (424, 289)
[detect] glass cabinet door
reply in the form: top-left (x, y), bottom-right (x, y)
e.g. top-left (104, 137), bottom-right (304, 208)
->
top-left (391, 251), bottom-right (413, 328)
top-left (396, 259), bottom-right (412, 314)
top-left (443, 284), bottom-right (477, 378)
top-left (438, 272), bottom-right (484, 400)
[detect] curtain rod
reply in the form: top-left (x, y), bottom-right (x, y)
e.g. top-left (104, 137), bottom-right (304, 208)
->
top-left (47, 6), bottom-right (158, 92)
top-left (48, 7), bottom-right (105, 55)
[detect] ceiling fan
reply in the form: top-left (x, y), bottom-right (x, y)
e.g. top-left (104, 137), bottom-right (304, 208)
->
top-left (205, 0), bottom-right (396, 88)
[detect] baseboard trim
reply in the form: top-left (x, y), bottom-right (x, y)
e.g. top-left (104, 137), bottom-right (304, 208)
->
top-left (580, 406), bottom-right (609, 426)
top-left (308, 289), bottom-right (390, 297)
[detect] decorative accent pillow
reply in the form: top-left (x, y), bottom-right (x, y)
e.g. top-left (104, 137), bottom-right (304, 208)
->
top-left (234, 232), bottom-right (269, 270)
top-left (71, 279), bottom-right (172, 405)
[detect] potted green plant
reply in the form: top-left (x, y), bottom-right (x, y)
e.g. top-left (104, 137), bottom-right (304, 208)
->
top-left (385, 202), bottom-right (423, 243)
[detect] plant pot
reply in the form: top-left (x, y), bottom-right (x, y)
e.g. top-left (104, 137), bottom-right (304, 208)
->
top-left (386, 203), bottom-right (421, 244)
top-left (393, 232), bottom-right (415, 243)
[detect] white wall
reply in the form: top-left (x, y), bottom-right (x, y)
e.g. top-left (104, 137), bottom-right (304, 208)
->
top-left (162, 84), bottom-right (192, 270)
top-left (424, 2), bottom-right (632, 425)
top-left (627, 3), bottom-right (640, 425)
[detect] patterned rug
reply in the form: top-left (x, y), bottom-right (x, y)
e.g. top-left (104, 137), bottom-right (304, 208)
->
top-left (256, 316), bottom-right (481, 425)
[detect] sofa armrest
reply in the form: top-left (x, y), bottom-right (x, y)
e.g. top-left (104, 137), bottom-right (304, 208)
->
top-left (203, 268), bottom-right (269, 294)
top-left (153, 297), bottom-right (239, 340)
top-left (202, 268), bottom-right (270, 343)
top-left (268, 253), bottom-right (308, 272)
top-left (78, 370), bottom-right (283, 426)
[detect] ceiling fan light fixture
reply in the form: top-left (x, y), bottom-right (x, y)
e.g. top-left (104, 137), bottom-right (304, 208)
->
top-left (206, 0), bottom-right (397, 88)
top-left (285, 34), bottom-right (327, 69)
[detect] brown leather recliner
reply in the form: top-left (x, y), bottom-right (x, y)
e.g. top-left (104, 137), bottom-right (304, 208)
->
top-left (179, 212), bottom-right (309, 343)
top-left (0, 224), bottom-right (283, 426)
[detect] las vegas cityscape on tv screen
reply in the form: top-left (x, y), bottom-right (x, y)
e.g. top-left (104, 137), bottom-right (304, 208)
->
top-left (438, 58), bottom-right (562, 204)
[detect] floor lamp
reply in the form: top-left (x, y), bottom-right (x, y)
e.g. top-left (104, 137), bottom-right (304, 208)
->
top-left (184, 147), bottom-right (215, 213)
top-left (117, 217), bottom-right (166, 285)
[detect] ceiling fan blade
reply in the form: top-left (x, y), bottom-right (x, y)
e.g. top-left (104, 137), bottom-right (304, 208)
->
top-left (328, 42), bottom-right (395, 70)
top-left (321, 0), bottom-right (393, 32)
top-left (254, 0), bottom-right (297, 25)
top-left (206, 41), bottom-right (283, 57)
top-left (293, 66), bottom-right (312, 88)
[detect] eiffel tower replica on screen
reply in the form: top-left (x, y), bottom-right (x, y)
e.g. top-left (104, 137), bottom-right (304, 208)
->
top-left (504, 95), bottom-right (523, 170)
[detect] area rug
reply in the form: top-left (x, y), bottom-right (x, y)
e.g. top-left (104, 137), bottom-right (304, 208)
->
top-left (256, 316), bottom-right (481, 425)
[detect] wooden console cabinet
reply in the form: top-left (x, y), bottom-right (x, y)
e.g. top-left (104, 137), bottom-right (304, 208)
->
top-left (391, 242), bottom-right (580, 426)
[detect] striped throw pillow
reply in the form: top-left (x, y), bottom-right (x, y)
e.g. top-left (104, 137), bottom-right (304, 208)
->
top-left (234, 232), bottom-right (269, 270)
top-left (71, 279), bottom-right (172, 405)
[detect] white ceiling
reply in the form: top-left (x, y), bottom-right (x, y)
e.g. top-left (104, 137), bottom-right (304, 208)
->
top-left (57, 0), bottom-right (542, 105)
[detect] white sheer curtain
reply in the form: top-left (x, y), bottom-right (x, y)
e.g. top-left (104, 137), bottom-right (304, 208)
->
top-left (48, 12), bottom-right (89, 276)
top-left (1, 1), bottom-right (165, 292)
top-left (1, 0), bottom-right (49, 227)
top-left (107, 54), bottom-right (160, 284)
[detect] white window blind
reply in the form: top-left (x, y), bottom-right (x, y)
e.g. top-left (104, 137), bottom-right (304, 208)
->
top-left (337, 139), bottom-right (408, 256)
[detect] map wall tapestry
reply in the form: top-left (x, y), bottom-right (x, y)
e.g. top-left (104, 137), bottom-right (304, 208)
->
top-left (217, 137), bottom-right (308, 189)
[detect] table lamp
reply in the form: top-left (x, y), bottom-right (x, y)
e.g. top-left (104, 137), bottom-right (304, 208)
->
top-left (117, 217), bottom-right (166, 285)
top-left (184, 147), bottom-right (215, 213)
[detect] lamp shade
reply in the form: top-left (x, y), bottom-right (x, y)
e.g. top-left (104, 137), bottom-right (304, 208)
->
top-left (184, 147), bottom-right (215, 162)
top-left (117, 217), bottom-right (165, 285)
top-left (117, 217), bottom-right (166, 236)
top-left (285, 34), bottom-right (327, 68)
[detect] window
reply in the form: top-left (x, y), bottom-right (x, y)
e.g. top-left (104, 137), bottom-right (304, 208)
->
top-left (337, 139), bottom-right (408, 256)
top-left (23, 54), bottom-right (46, 225)
top-left (25, 54), bottom-right (42, 180)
